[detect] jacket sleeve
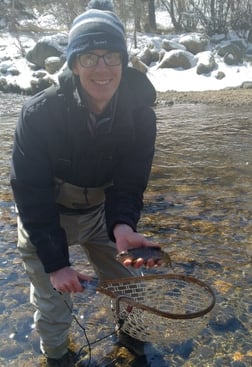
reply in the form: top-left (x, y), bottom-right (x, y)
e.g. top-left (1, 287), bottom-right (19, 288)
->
top-left (104, 106), bottom-right (156, 240)
top-left (10, 96), bottom-right (70, 273)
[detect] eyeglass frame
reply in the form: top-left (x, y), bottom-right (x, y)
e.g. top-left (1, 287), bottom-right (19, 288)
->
top-left (77, 51), bottom-right (123, 68)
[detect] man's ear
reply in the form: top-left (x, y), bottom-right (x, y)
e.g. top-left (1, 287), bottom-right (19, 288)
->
top-left (71, 59), bottom-right (79, 76)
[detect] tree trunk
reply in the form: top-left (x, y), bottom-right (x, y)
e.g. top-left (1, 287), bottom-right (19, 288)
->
top-left (148, 0), bottom-right (157, 31)
top-left (134, 0), bottom-right (142, 32)
top-left (170, 0), bottom-right (183, 32)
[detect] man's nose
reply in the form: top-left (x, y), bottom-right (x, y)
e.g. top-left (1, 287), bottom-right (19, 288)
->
top-left (96, 56), bottom-right (107, 68)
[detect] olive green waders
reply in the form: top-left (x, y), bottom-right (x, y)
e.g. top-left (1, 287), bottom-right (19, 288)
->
top-left (17, 181), bottom-right (134, 359)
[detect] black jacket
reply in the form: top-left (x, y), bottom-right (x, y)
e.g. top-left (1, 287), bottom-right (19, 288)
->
top-left (11, 67), bottom-right (156, 273)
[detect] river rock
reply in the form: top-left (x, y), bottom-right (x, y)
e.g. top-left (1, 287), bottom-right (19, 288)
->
top-left (215, 71), bottom-right (226, 80)
top-left (217, 42), bottom-right (244, 65)
top-left (179, 33), bottom-right (209, 54)
top-left (26, 35), bottom-right (66, 68)
top-left (44, 56), bottom-right (65, 74)
top-left (131, 56), bottom-right (148, 73)
top-left (196, 51), bottom-right (217, 75)
top-left (241, 81), bottom-right (252, 89)
top-left (158, 49), bottom-right (197, 70)
top-left (162, 39), bottom-right (186, 52)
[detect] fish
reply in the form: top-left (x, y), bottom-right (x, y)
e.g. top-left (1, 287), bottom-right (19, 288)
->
top-left (116, 246), bottom-right (173, 268)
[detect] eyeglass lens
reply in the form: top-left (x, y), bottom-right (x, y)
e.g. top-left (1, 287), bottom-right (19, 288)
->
top-left (79, 52), bottom-right (122, 67)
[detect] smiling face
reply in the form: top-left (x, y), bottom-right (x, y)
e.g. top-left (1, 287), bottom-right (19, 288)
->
top-left (72, 49), bottom-right (122, 114)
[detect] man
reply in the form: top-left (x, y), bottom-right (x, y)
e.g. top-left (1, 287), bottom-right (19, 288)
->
top-left (11, 2), bottom-right (158, 366)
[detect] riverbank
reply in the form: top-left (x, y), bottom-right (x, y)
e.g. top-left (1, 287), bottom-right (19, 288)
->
top-left (2, 86), bottom-right (252, 117)
top-left (157, 87), bottom-right (252, 106)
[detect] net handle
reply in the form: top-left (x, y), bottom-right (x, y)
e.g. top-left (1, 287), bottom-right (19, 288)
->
top-left (99, 274), bottom-right (216, 320)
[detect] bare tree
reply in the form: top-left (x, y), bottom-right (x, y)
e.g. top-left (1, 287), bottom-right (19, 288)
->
top-left (2, 0), bottom-right (252, 37)
top-left (50, 0), bottom-right (88, 29)
top-left (160, 0), bottom-right (248, 34)
top-left (229, 0), bottom-right (252, 37)
top-left (190, 0), bottom-right (232, 34)
top-left (160, 0), bottom-right (184, 31)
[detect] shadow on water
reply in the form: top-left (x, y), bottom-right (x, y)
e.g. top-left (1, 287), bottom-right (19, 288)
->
top-left (0, 93), bottom-right (251, 366)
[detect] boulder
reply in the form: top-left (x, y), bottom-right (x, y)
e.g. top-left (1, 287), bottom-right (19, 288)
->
top-left (0, 76), bottom-right (8, 91)
top-left (159, 49), bottom-right (166, 62)
top-left (0, 61), bottom-right (20, 76)
top-left (223, 52), bottom-right (240, 65)
top-left (0, 60), bottom-right (13, 73)
top-left (26, 35), bottom-right (66, 68)
top-left (0, 77), bottom-right (21, 93)
top-left (162, 39), bottom-right (186, 52)
top-left (196, 51), bottom-right (216, 75)
top-left (215, 71), bottom-right (226, 80)
top-left (179, 33), bottom-right (209, 54)
top-left (149, 48), bottom-right (160, 63)
top-left (244, 54), bottom-right (252, 63)
top-left (131, 56), bottom-right (148, 73)
top-left (157, 49), bottom-right (196, 70)
top-left (241, 81), bottom-right (252, 89)
top-left (217, 42), bottom-right (244, 64)
top-left (32, 70), bottom-right (47, 78)
top-left (30, 76), bottom-right (54, 95)
top-left (7, 66), bottom-right (20, 76)
top-left (45, 56), bottom-right (65, 74)
top-left (138, 47), bottom-right (153, 66)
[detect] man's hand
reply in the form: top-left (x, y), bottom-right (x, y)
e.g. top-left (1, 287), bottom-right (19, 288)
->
top-left (113, 224), bottom-right (161, 268)
top-left (50, 266), bottom-right (90, 293)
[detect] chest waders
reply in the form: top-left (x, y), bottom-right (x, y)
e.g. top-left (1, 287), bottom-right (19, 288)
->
top-left (54, 177), bottom-right (106, 211)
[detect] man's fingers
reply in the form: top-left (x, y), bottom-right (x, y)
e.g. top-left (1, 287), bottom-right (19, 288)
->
top-left (123, 257), bottom-right (144, 268)
top-left (123, 257), bottom-right (158, 268)
top-left (118, 246), bottom-right (165, 268)
top-left (146, 258), bottom-right (155, 267)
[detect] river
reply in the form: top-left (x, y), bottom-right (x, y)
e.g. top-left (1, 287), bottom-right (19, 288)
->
top-left (0, 92), bottom-right (251, 366)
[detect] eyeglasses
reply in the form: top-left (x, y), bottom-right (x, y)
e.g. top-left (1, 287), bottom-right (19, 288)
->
top-left (78, 52), bottom-right (122, 68)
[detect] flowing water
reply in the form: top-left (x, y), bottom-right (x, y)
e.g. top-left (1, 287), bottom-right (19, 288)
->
top-left (0, 92), bottom-right (251, 367)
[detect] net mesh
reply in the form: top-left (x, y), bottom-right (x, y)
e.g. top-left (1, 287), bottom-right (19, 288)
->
top-left (99, 274), bottom-right (215, 343)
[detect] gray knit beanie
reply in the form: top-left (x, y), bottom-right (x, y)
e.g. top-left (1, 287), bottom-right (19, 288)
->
top-left (66, 7), bottom-right (128, 70)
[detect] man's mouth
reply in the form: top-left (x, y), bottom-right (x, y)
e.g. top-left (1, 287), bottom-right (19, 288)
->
top-left (93, 79), bottom-right (111, 85)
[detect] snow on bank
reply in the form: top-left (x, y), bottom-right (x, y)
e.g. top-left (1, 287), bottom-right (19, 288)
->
top-left (147, 60), bottom-right (252, 92)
